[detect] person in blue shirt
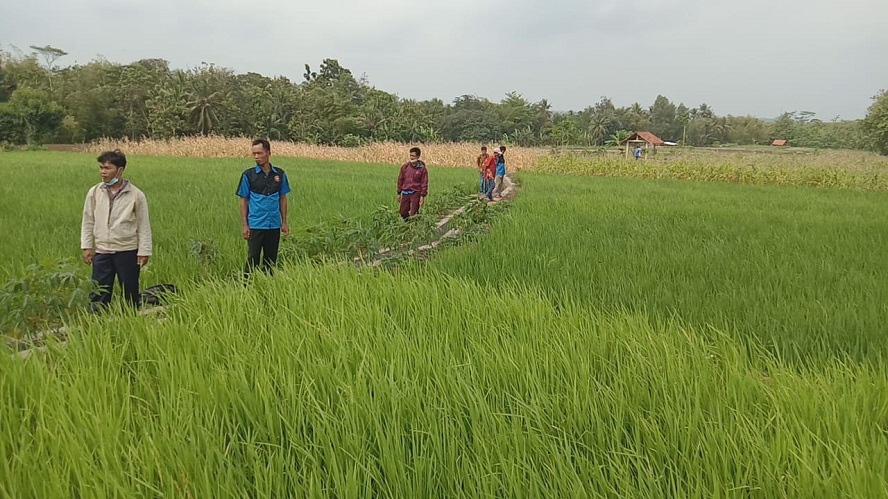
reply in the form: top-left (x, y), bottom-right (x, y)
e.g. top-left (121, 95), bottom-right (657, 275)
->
top-left (493, 145), bottom-right (507, 199)
top-left (236, 138), bottom-right (290, 278)
top-left (634, 145), bottom-right (643, 160)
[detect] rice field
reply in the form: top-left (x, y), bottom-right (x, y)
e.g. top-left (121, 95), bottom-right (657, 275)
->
top-left (422, 172), bottom-right (888, 364)
top-left (1, 151), bottom-right (887, 496)
top-left (0, 152), bottom-right (471, 282)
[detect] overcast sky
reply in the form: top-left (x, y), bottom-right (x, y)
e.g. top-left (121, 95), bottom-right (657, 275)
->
top-left (2, 0), bottom-right (886, 119)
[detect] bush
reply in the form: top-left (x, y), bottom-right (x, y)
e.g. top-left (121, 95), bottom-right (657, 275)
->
top-left (0, 259), bottom-right (96, 339)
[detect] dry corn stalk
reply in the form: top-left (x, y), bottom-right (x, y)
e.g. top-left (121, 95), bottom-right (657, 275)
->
top-left (86, 137), bottom-right (546, 171)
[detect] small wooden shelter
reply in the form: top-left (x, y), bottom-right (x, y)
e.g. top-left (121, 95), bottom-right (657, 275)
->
top-left (771, 139), bottom-right (788, 146)
top-left (621, 131), bottom-right (665, 159)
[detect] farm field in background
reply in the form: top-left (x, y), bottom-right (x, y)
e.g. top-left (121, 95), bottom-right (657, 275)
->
top-left (1, 150), bottom-right (887, 495)
top-left (81, 137), bottom-right (888, 191)
top-left (0, 152), bottom-right (471, 282)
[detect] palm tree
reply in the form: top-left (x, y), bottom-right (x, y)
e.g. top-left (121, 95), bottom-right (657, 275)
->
top-left (606, 130), bottom-right (632, 148)
top-left (588, 113), bottom-right (612, 146)
top-left (678, 110), bottom-right (691, 145)
top-left (187, 76), bottom-right (225, 135)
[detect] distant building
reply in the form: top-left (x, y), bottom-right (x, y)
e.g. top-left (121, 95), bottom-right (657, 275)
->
top-left (772, 139), bottom-right (788, 146)
top-left (620, 131), bottom-right (666, 159)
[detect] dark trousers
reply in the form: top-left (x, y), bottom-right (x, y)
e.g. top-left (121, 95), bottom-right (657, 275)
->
top-left (399, 193), bottom-right (422, 220)
top-left (91, 250), bottom-right (141, 308)
top-left (245, 228), bottom-right (281, 277)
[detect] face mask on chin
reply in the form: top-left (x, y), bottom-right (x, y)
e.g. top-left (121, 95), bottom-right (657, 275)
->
top-left (103, 176), bottom-right (119, 187)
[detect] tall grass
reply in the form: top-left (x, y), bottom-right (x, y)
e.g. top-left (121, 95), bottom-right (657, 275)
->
top-left (2, 266), bottom-right (886, 496)
top-left (425, 172), bottom-right (888, 363)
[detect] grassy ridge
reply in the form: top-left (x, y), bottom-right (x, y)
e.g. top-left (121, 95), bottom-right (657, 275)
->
top-left (2, 266), bottom-right (886, 496)
top-left (425, 173), bottom-right (888, 362)
top-left (0, 152), bottom-right (471, 281)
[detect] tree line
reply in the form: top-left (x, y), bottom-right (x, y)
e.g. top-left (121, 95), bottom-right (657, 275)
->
top-left (1, 45), bottom-right (886, 154)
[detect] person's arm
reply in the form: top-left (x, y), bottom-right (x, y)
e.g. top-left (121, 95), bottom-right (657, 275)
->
top-left (81, 186), bottom-right (96, 264)
top-left (136, 191), bottom-right (152, 266)
top-left (280, 195), bottom-right (289, 236)
top-left (237, 173), bottom-right (251, 239)
top-left (278, 172), bottom-right (291, 236)
top-left (420, 166), bottom-right (429, 204)
top-left (239, 197), bottom-right (250, 239)
top-left (396, 164), bottom-right (405, 201)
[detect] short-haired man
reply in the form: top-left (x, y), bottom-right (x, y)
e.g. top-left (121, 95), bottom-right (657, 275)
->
top-left (397, 147), bottom-right (429, 220)
top-left (81, 149), bottom-right (152, 309)
top-left (237, 138), bottom-right (290, 278)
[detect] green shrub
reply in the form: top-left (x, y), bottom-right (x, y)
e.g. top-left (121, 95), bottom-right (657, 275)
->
top-left (0, 259), bottom-right (96, 339)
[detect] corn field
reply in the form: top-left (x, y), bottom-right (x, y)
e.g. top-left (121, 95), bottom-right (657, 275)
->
top-left (86, 137), bottom-right (546, 171)
top-left (85, 137), bottom-right (888, 191)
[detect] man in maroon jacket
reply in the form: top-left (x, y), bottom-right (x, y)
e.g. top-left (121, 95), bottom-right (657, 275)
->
top-left (396, 147), bottom-right (429, 220)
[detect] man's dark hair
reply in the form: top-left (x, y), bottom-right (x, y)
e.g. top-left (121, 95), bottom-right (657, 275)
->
top-left (481, 146), bottom-right (487, 151)
top-left (499, 146), bottom-right (506, 153)
top-left (97, 149), bottom-right (127, 168)
top-left (410, 147), bottom-right (421, 156)
top-left (252, 138), bottom-right (271, 152)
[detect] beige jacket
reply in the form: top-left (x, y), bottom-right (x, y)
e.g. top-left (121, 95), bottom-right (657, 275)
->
top-left (81, 181), bottom-right (152, 255)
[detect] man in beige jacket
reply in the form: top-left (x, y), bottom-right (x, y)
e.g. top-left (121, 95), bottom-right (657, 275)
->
top-left (81, 150), bottom-right (152, 309)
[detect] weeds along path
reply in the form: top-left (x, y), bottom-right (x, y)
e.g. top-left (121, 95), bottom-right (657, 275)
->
top-left (356, 173), bottom-right (518, 269)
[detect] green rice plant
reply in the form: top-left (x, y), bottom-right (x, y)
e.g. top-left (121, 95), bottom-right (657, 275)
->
top-left (427, 172), bottom-right (888, 364)
top-left (1, 266), bottom-right (886, 496)
top-left (189, 239), bottom-right (220, 278)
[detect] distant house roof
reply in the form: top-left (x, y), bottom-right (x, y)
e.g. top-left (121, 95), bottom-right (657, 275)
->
top-left (772, 139), bottom-right (788, 146)
top-left (622, 131), bottom-right (666, 146)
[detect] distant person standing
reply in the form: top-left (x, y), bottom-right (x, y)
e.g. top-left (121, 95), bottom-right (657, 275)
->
top-left (80, 149), bottom-right (152, 309)
top-left (476, 146), bottom-right (490, 195)
top-left (397, 147), bottom-right (429, 220)
top-left (483, 149), bottom-right (498, 201)
top-left (493, 145), bottom-right (507, 199)
top-left (237, 138), bottom-right (290, 278)
top-left (634, 145), bottom-right (643, 161)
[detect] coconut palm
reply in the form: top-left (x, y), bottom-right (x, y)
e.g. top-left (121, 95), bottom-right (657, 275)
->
top-left (606, 130), bottom-right (632, 148)
top-left (187, 87), bottom-right (222, 135)
top-left (588, 113), bottom-right (612, 146)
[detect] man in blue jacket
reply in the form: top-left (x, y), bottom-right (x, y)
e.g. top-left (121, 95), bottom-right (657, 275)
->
top-left (493, 145), bottom-right (507, 199)
top-left (237, 138), bottom-right (290, 278)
